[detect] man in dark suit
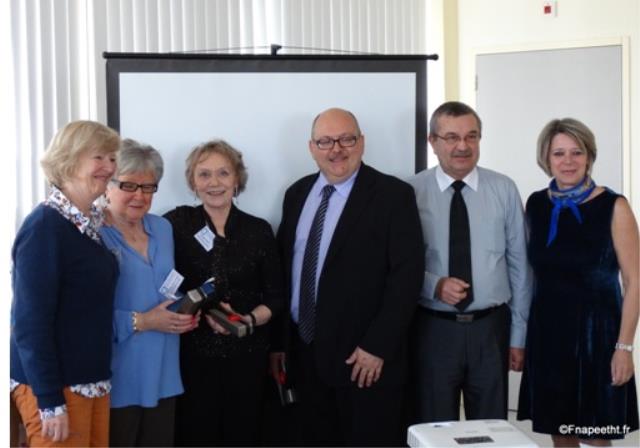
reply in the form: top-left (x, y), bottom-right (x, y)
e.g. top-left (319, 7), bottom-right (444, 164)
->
top-left (269, 108), bottom-right (424, 446)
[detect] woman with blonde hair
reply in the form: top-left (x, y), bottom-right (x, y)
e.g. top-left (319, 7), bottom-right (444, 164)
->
top-left (518, 118), bottom-right (639, 446)
top-left (165, 139), bottom-right (284, 446)
top-left (10, 120), bottom-right (120, 446)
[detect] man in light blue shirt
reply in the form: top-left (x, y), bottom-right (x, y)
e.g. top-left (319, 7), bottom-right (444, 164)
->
top-left (271, 108), bottom-right (424, 445)
top-left (288, 169), bottom-right (357, 323)
top-left (407, 101), bottom-right (533, 423)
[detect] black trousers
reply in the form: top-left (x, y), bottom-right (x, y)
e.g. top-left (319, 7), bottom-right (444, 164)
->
top-left (175, 349), bottom-right (267, 447)
top-left (410, 304), bottom-right (511, 423)
top-left (288, 331), bottom-right (406, 447)
top-left (109, 397), bottom-right (176, 447)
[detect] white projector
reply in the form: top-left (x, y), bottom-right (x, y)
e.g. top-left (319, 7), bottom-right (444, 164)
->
top-left (407, 419), bottom-right (538, 447)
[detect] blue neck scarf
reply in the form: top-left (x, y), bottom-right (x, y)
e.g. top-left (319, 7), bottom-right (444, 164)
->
top-left (546, 176), bottom-right (596, 247)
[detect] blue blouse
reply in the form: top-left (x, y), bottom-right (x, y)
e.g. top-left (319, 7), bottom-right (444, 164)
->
top-left (100, 214), bottom-right (184, 408)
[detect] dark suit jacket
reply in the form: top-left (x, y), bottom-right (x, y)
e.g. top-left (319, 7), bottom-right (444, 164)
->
top-left (274, 163), bottom-right (424, 387)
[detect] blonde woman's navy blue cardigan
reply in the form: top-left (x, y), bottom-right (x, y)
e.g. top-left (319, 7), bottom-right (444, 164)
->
top-left (10, 204), bottom-right (118, 409)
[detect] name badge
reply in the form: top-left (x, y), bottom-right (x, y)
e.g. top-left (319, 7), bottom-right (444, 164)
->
top-left (159, 269), bottom-right (184, 299)
top-left (194, 225), bottom-right (215, 252)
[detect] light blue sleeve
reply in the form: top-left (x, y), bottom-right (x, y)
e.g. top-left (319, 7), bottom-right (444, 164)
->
top-left (113, 308), bottom-right (135, 343)
top-left (100, 227), bottom-right (137, 344)
top-left (422, 270), bottom-right (442, 303)
top-left (504, 181), bottom-right (533, 348)
top-left (407, 171), bottom-right (445, 305)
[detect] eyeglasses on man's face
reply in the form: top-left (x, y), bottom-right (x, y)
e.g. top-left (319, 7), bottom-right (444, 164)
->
top-left (110, 179), bottom-right (158, 194)
top-left (432, 132), bottom-right (481, 146)
top-left (312, 134), bottom-right (360, 150)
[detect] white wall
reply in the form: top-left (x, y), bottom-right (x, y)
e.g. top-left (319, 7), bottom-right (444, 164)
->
top-left (457, 0), bottom-right (640, 214)
top-left (425, 0), bottom-right (446, 163)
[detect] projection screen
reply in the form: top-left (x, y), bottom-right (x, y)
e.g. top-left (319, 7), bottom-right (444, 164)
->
top-left (105, 53), bottom-right (429, 227)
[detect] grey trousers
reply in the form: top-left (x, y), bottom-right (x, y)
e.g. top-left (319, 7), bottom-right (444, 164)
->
top-left (410, 304), bottom-right (511, 423)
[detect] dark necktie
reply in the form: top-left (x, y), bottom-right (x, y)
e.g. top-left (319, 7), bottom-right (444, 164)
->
top-left (449, 180), bottom-right (473, 311)
top-left (298, 184), bottom-right (335, 343)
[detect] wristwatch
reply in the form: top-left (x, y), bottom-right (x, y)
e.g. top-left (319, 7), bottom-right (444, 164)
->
top-left (615, 342), bottom-right (634, 352)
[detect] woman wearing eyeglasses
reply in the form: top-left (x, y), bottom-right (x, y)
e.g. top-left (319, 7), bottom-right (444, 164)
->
top-left (164, 139), bottom-right (284, 446)
top-left (100, 139), bottom-right (198, 447)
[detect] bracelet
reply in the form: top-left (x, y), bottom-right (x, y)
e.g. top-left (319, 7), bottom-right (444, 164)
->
top-left (249, 311), bottom-right (257, 327)
top-left (132, 312), bottom-right (139, 332)
top-left (615, 342), bottom-right (633, 352)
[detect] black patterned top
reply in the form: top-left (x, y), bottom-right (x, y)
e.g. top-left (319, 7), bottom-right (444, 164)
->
top-left (164, 204), bottom-right (284, 358)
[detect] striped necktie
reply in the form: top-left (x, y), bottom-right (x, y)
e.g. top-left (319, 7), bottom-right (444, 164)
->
top-left (298, 184), bottom-right (335, 343)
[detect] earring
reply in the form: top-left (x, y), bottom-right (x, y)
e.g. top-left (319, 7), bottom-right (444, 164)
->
top-left (233, 186), bottom-right (239, 205)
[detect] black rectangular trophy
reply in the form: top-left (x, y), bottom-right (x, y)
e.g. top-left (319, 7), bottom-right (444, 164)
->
top-left (207, 307), bottom-right (251, 338)
top-left (168, 279), bottom-right (215, 315)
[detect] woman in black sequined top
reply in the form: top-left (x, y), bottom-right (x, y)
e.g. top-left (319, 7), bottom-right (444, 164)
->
top-left (164, 140), bottom-right (283, 447)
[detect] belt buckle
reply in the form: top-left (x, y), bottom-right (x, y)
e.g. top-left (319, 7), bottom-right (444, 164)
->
top-left (456, 313), bottom-right (474, 323)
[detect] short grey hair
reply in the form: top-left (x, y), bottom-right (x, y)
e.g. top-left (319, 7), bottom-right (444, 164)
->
top-left (536, 118), bottom-right (597, 177)
top-left (115, 138), bottom-right (164, 182)
top-left (429, 101), bottom-right (482, 136)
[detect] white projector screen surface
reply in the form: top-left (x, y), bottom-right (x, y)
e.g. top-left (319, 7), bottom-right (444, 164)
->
top-left (107, 55), bottom-right (428, 228)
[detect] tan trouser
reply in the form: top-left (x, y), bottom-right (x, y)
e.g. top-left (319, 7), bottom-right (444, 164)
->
top-left (12, 385), bottom-right (110, 447)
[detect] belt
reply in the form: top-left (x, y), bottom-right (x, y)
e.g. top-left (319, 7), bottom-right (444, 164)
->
top-left (420, 304), bottom-right (505, 323)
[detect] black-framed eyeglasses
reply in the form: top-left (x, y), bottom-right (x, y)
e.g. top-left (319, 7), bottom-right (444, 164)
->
top-left (432, 132), bottom-right (481, 146)
top-left (313, 134), bottom-right (360, 150)
top-left (110, 179), bottom-right (158, 194)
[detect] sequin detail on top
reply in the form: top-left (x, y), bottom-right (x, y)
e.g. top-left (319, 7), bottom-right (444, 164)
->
top-left (164, 205), bottom-right (284, 359)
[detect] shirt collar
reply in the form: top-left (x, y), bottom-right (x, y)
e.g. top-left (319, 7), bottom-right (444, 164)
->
top-left (44, 185), bottom-right (104, 242)
top-left (435, 166), bottom-right (479, 192)
top-left (315, 167), bottom-right (360, 198)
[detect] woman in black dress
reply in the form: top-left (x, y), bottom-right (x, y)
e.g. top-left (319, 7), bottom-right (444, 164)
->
top-left (517, 118), bottom-right (639, 446)
top-left (165, 140), bottom-right (283, 446)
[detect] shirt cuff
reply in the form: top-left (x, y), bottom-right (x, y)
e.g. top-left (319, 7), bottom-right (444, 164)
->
top-left (39, 404), bottom-right (67, 421)
top-left (421, 271), bottom-right (441, 303)
top-left (509, 322), bottom-right (527, 348)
